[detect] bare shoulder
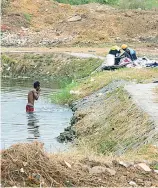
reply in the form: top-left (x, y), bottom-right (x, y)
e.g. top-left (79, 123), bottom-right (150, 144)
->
top-left (28, 89), bottom-right (35, 95)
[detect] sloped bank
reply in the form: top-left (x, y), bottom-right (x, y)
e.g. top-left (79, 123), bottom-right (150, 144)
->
top-left (58, 79), bottom-right (158, 156)
top-left (1, 52), bottom-right (102, 83)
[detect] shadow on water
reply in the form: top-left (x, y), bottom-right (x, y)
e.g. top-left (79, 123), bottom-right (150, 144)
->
top-left (27, 113), bottom-right (40, 140)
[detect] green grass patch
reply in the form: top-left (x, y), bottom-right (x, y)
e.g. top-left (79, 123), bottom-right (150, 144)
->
top-left (50, 68), bottom-right (158, 105)
top-left (50, 81), bottom-right (78, 104)
top-left (75, 68), bottom-right (158, 98)
top-left (76, 88), bottom-right (156, 155)
top-left (54, 0), bottom-right (158, 9)
top-left (23, 13), bottom-right (32, 22)
top-left (119, 0), bottom-right (158, 9)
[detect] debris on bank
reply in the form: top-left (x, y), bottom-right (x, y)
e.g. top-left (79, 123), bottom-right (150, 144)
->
top-left (1, 142), bottom-right (158, 187)
top-left (101, 56), bottom-right (158, 71)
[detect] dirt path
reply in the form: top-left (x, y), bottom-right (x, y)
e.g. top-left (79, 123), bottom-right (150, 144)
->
top-left (125, 83), bottom-right (158, 128)
top-left (2, 47), bottom-right (158, 58)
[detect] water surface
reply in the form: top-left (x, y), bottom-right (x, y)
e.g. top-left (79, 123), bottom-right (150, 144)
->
top-left (1, 79), bottom-right (72, 152)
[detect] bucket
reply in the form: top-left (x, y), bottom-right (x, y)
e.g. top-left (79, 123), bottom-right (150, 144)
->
top-left (106, 54), bottom-right (115, 66)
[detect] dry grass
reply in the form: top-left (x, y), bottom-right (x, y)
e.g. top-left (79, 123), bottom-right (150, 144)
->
top-left (1, 142), bottom-right (158, 187)
top-left (74, 88), bottom-right (158, 158)
top-left (75, 68), bottom-right (158, 98)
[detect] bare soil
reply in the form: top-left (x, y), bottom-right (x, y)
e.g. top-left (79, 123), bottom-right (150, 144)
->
top-left (1, 1), bottom-right (158, 47)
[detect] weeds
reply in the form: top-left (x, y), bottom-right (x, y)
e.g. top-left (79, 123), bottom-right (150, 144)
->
top-left (23, 13), bottom-right (32, 22)
top-left (76, 88), bottom-right (156, 155)
top-left (50, 81), bottom-right (78, 104)
top-left (54, 0), bottom-right (158, 9)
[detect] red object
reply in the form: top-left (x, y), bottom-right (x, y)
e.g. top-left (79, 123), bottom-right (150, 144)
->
top-left (1, 24), bottom-right (11, 32)
top-left (26, 105), bottom-right (34, 113)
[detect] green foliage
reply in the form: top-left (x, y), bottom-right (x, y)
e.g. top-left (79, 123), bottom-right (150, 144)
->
top-left (54, 0), bottom-right (157, 8)
top-left (50, 81), bottom-right (78, 104)
top-left (57, 58), bottom-right (102, 80)
top-left (2, 54), bottom-right (16, 65)
top-left (23, 13), bottom-right (32, 22)
top-left (119, 0), bottom-right (158, 10)
top-left (153, 163), bottom-right (158, 170)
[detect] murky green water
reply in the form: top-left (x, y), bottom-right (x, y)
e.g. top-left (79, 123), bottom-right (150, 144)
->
top-left (1, 78), bottom-right (72, 152)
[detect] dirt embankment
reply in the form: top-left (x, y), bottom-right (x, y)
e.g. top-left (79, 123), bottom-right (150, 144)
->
top-left (1, 0), bottom-right (158, 47)
top-left (58, 80), bottom-right (158, 155)
top-left (1, 142), bottom-right (158, 187)
top-left (1, 52), bottom-right (102, 79)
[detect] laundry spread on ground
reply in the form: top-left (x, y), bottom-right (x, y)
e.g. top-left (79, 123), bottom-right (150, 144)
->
top-left (101, 56), bottom-right (158, 70)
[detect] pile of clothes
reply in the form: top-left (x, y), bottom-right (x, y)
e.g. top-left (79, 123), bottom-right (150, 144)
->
top-left (101, 57), bottom-right (158, 70)
top-left (119, 57), bottom-right (158, 68)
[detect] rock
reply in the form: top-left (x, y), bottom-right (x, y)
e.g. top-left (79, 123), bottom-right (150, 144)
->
top-left (89, 166), bottom-right (116, 176)
top-left (124, 12), bottom-right (133, 17)
top-left (136, 163), bottom-right (151, 172)
top-left (89, 166), bottom-right (106, 174)
top-left (119, 161), bottom-right (133, 168)
top-left (68, 15), bottom-right (82, 22)
top-left (129, 181), bottom-right (137, 186)
top-left (154, 170), bottom-right (158, 173)
top-left (20, 168), bottom-right (24, 173)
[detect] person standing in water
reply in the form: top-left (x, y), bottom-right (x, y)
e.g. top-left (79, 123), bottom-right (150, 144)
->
top-left (26, 81), bottom-right (41, 113)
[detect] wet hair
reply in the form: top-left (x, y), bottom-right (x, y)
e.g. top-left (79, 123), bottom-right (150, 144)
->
top-left (33, 81), bottom-right (40, 88)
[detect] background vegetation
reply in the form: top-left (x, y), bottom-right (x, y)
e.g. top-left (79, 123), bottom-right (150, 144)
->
top-left (54, 0), bottom-right (158, 9)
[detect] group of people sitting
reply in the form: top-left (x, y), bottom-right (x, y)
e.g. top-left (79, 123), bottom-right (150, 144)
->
top-left (108, 44), bottom-right (137, 65)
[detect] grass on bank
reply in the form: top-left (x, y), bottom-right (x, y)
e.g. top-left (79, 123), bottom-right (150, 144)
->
top-left (75, 88), bottom-right (158, 158)
top-left (50, 81), bottom-right (78, 104)
top-left (2, 53), bottom-right (102, 84)
top-left (51, 68), bottom-right (158, 104)
top-left (54, 0), bottom-right (158, 9)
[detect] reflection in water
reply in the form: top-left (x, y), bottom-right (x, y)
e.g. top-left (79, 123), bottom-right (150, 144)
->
top-left (1, 80), bottom-right (73, 152)
top-left (27, 113), bottom-right (40, 140)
